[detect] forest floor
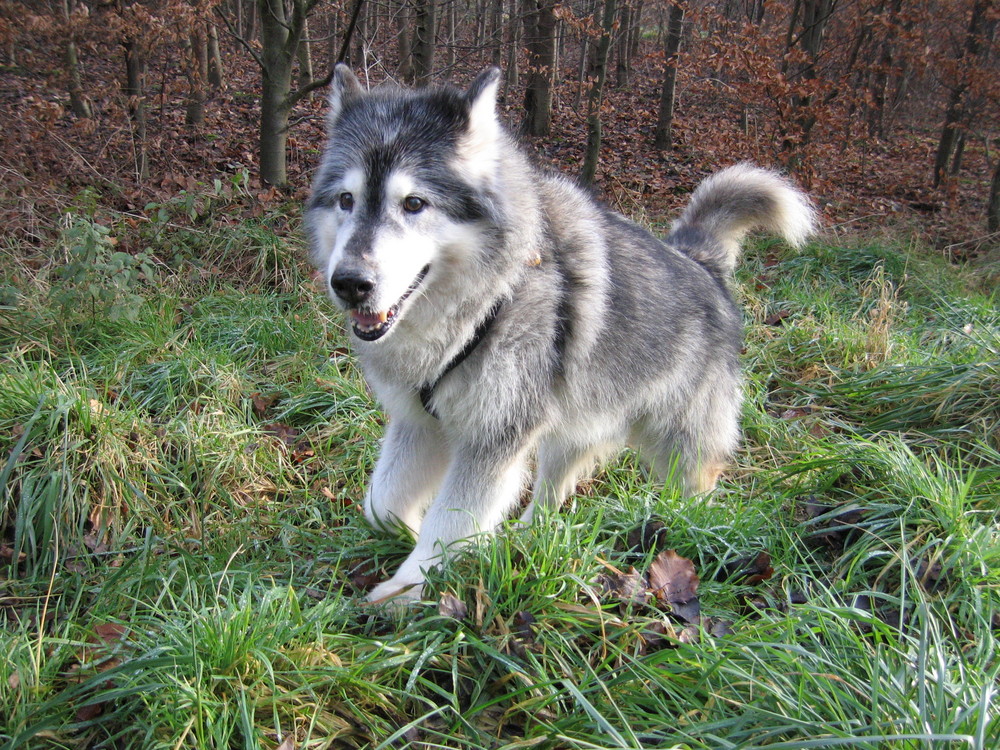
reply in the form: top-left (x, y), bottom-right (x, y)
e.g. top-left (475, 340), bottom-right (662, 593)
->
top-left (1, 51), bottom-right (998, 274)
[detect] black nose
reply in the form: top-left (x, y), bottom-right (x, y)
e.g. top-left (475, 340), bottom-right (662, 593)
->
top-left (330, 270), bottom-right (376, 306)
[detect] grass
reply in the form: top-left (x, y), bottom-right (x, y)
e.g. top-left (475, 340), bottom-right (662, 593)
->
top-left (0, 206), bottom-right (997, 749)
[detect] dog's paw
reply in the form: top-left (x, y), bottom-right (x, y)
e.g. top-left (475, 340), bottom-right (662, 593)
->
top-left (365, 578), bottom-right (425, 612)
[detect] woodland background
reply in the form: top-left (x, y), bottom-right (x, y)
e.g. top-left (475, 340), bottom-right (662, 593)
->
top-left (1, 0), bottom-right (999, 261)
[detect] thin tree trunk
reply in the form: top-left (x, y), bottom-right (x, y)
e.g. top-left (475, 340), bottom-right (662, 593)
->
top-left (444, 0), bottom-right (456, 71)
top-left (653, 1), bottom-right (684, 151)
top-left (504, 0), bottom-right (520, 91)
top-left (580, 0), bottom-right (617, 185)
top-left (185, 28), bottom-right (208, 127)
top-left (933, 0), bottom-right (989, 188)
top-left (123, 38), bottom-right (148, 181)
top-left (208, 23), bottom-right (224, 88)
top-left (490, 0), bottom-right (503, 66)
top-left (397, 0), bottom-right (414, 82)
top-left (412, 0), bottom-right (436, 85)
top-left (298, 16), bottom-right (313, 89)
top-left (988, 157), bottom-right (1000, 233)
top-left (521, 0), bottom-right (556, 136)
top-left (63, 0), bottom-right (92, 118)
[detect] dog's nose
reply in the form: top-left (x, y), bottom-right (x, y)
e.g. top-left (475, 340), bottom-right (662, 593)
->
top-left (330, 270), bottom-right (376, 306)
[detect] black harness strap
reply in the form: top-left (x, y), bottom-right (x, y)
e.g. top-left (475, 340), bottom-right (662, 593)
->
top-left (418, 298), bottom-right (504, 418)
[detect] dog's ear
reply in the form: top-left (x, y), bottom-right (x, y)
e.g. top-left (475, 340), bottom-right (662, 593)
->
top-left (327, 64), bottom-right (363, 128)
top-left (466, 67), bottom-right (501, 131)
top-left (457, 68), bottom-right (502, 184)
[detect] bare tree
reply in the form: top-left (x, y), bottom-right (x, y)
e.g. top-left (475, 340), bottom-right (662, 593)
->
top-left (521, 0), bottom-right (557, 136)
top-left (218, 0), bottom-right (335, 185)
top-left (412, 0), bottom-right (436, 85)
top-left (63, 0), bottom-right (92, 118)
top-left (989, 155), bottom-right (1000, 233)
top-left (580, 0), bottom-right (617, 184)
top-left (933, 0), bottom-right (991, 188)
top-left (653, 0), bottom-right (684, 150)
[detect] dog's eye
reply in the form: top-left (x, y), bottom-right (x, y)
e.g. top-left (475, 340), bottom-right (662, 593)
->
top-left (339, 192), bottom-right (354, 211)
top-left (402, 196), bottom-right (425, 214)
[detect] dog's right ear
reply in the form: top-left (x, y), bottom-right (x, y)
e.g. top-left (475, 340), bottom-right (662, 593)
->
top-left (327, 64), bottom-right (363, 127)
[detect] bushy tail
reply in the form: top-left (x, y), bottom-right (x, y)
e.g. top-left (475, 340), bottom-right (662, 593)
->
top-left (669, 163), bottom-right (817, 276)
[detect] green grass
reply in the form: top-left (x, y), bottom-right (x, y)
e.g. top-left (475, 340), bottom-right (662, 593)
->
top-left (0, 213), bottom-right (997, 749)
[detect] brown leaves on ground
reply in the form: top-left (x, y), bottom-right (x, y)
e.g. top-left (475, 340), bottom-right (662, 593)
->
top-left (647, 549), bottom-right (700, 605)
top-left (69, 621), bottom-right (130, 721)
top-left (597, 548), bottom-right (739, 649)
top-left (251, 391), bottom-right (315, 465)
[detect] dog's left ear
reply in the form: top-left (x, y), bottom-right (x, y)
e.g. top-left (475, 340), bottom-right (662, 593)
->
top-left (458, 68), bottom-right (502, 183)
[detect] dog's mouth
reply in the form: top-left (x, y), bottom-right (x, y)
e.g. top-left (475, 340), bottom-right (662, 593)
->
top-left (349, 265), bottom-right (430, 342)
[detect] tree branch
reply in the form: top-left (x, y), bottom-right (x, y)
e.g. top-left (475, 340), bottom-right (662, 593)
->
top-left (214, 5), bottom-right (264, 69)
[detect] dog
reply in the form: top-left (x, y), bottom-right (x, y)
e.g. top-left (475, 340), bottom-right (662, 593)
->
top-left (304, 65), bottom-right (816, 605)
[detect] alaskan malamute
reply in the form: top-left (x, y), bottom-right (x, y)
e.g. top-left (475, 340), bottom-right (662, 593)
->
top-left (305, 66), bottom-right (816, 605)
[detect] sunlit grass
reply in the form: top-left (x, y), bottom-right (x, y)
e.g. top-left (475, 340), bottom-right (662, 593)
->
top-left (0, 219), bottom-right (997, 748)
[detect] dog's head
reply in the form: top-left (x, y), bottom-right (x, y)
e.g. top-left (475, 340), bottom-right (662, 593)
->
top-left (305, 66), bottom-right (503, 343)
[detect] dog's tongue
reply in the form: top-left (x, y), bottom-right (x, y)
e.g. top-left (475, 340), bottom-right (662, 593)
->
top-left (352, 310), bottom-right (388, 327)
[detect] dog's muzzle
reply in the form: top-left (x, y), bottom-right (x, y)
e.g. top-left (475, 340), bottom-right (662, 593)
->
top-left (332, 265), bottom-right (430, 342)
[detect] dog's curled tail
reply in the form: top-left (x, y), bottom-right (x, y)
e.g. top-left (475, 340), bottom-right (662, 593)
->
top-left (669, 163), bottom-right (817, 276)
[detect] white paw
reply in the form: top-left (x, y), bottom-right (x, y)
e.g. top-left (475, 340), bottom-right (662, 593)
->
top-left (365, 577), bottom-right (425, 611)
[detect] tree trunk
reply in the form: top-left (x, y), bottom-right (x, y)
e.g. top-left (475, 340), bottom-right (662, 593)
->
top-left (396, 0), bottom-right (414, 82)
top-left (933, 0), bottom-right (989, 188)
top-left (504, 0), bottom-right (520, 91)
top-left (988, 157), bottom-right (1000, 234)
top-left (490, 0), bottom-right (504, 67)
top-left (184, 29), bottom-right (208, 127)
top-left (444, 0), bottom-right (456, 72)
top-left (615, 0), bottom-right (632, 87)
top-left (298, 16), bottom-right (313, 90)
top-left (63, 0), bottom-right (91, 118)
top-left (521, 0), bottom-right (557, 136)
top-left (207, 23), bottom-right (224, 88)
top-left (259, 0), bottom-right (295, 186)
top-left (868, 0), bottom-right (901, 138)
top-left (412, 0), bottom-right (436, 85)
top-left (580, 0), bottom-right (617, 185)
top-left (653, 1), bottom-right (684, 151)
top-left (123, 38), bottom-right (148, 181)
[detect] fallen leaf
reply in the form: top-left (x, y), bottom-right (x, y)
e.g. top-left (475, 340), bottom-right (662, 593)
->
top-left (648, 550), bottom-right (699, 605)
top-left (720, 551), bottom-right (774, 585)
top-left (263, 423), bottom-right (301, 446)
top-left (709, 619), bottom-right (734, 637)
top-left (252, 392), bottom-right (277, 418)
top-left (668, 597), bottom-right (701, 624)
top-left (438, 592), bottom-right (468, 620)
top-left (624, 519), bottom-right (668, 554)
top-left (597, 564), bottom-right (649, 606)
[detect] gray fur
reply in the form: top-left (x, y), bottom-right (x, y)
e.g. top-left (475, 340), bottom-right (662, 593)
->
top-left (305, 66), bottom-right (817, 606)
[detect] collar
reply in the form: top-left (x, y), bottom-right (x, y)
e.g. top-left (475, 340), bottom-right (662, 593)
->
top-left (418, 298), bottom-right (504, 418)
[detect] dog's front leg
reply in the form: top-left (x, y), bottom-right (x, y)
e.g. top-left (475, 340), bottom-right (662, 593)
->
top-left (366, 441), bottom-right (529, 606)
top-left (365, 416), bottom-right (450, 538)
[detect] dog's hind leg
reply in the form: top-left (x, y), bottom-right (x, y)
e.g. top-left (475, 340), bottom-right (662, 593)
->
top-left (637, 381), bottom-right (740, 496)
top-left (521, 438), bottom-right (603, 523)
top-left (365, 417), bottom-right (450, 538)
top-left (639, 431), bottom-right (728, 496)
